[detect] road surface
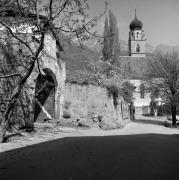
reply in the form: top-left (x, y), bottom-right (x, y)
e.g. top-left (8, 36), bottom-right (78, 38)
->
top-left (1, 116), bottom-right (179, 180)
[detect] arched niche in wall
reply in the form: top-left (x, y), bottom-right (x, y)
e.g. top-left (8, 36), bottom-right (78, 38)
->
top-left (34, 68), bottom-right (57, 122)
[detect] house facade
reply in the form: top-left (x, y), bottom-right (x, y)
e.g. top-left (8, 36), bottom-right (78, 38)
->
top-left (130, 79), bottom-right (151, 115)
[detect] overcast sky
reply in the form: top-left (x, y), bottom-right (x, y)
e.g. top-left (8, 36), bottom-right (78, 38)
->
top-left (88, 0), bottom-right (179, 47)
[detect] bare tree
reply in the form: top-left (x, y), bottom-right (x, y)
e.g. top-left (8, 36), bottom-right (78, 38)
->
top-left (0, 0), bottom-right (108, 142)
top-left (147, 51), bottom-right (179, 126)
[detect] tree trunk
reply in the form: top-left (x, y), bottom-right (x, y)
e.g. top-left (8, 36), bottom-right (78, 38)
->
top-left (171, 104), bottom-right (177, 126)
top-left (0, 120), bottom-right (7, 143)
top-left (129, 102), bottom-right (135, 121)
top-left (0, 34), bottom-right (45, 143)
top-left (0, 86), bottom-right (22, 142)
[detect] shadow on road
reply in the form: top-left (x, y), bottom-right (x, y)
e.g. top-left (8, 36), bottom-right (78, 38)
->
top-left (1, 134), bottom-right (179, 180)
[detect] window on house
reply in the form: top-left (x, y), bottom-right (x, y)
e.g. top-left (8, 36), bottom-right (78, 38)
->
top-left (140, 84), bottom-right (145, 99)
top-left (136, 44), bottom-right (140, 52)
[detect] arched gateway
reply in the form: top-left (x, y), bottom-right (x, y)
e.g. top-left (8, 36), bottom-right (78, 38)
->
top-left (34, 69), bottom-right (56, 122)
top-left (28, 32), bottom-right (66, 122)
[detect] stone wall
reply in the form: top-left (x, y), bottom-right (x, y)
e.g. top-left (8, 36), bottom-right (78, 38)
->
top-left (62, 83), bottom-right (130, 129)
top-left (28, 31), bottom-right (66, 122)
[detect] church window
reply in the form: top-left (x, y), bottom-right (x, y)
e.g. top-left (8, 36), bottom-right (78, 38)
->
top-left (136, 32), bottom-right (139, 38)
top-left (131, 32), bottom-right (134, 39)
top-left (136, 44), bottom-right (140, 52)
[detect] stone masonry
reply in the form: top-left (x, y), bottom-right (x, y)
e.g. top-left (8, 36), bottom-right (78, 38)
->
top-left (27, 31), bottom-right (66, 122)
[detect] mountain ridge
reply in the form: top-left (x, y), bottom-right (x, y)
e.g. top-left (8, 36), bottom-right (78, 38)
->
top-left (154, 44), bottom-right (179, 54)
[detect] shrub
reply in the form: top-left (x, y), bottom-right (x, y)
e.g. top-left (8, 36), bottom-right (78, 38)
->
top-left (66, 60), bottom-right (125, 87)
top-left (121, 81), bottom-right (135, 103)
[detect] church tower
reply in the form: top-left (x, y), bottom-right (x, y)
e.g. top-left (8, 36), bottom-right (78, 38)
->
top-left (128, 9), bottom-right (146, 57)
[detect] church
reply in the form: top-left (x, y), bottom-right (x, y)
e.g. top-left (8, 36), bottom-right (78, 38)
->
top-left (121, 10), bottom-right (152, 115)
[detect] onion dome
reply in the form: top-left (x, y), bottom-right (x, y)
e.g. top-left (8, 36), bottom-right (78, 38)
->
top-left (129, 9), bottom-right (143, 30)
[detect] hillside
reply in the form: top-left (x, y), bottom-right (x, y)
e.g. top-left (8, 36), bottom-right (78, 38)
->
top-left (63, 45), bottom-right (100, 72)
top-left (56, 32), bottom-right (100, 73)
top-left (73, 37), bottom-right (131, 55)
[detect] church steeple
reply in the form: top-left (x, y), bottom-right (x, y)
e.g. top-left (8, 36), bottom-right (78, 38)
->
top-left (129, 9), bottom-right (143, 31)
top-left (128, 9), bottom-right (146, 57)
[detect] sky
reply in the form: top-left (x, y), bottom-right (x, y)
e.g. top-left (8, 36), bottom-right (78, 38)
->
top-left (88, 0), bottom-right (179, 47)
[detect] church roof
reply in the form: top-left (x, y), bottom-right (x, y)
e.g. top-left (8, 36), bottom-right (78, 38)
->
top-left (129, 9), bottom-right (143, 31)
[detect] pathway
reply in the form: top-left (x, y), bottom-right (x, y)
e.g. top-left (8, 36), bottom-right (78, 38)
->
top-left (1, 116), bottom-right (179, 180)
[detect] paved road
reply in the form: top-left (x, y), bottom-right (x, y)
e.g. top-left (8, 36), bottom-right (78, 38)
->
top-left (1, 117), bottom-right (179, 180)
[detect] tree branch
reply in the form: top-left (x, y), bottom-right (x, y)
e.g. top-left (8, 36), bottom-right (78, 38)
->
top-left (0, 73), bottom-right (21, 79)
top-left (50, 28), bottom-right (64, 52)
top-left (49, 0), bottom-right (70, 22)
top-left (16, 0), bottom-right (24, 16)
top-left (49, 0), bottom-right (53, 19)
